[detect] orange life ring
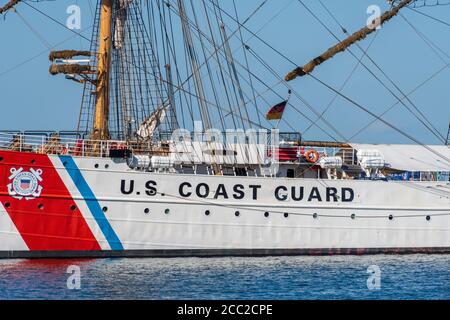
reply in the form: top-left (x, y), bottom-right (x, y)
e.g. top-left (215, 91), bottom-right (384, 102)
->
top-left (305, 149), bottom-right (319, 163)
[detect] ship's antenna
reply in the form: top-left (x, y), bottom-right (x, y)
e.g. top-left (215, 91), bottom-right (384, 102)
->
top-left (92, 0), bottom-right (113, 141)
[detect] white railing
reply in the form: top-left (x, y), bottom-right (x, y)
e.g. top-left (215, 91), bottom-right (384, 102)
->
top-left (0, 132), bottom-right (157, 158)
top-left (0, 131), bottom-right (358, 166)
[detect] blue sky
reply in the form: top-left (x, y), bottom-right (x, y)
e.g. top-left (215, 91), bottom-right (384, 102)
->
top-left (0, 0), bottom-right (449, 144)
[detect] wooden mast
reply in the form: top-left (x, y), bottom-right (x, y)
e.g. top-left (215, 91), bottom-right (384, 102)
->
top-left (92, 0), bottom-right (113, 141)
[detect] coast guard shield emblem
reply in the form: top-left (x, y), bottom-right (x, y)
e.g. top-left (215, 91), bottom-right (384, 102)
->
top-left (7, 167), bottom-right (43, 200)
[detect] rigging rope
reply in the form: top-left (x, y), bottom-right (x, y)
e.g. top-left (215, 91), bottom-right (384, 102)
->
top-left (349, 59), bottom-right (450, 141)
top-left (156, 190), bottom-right (450, 220)
top-left (407, 6), bottom-right (450, 27)
top-left (297, 0), bottom-right (448, 145)
top-left (286, 0), bottom-right (415, 80)
top-left (14, 8), bottom-right (52, 49)
top-left (400, 13), bottom-right (450, 63)
top-left (309, 72), bottom-right (450, 164)
top-left (203, 0), bottom-right (347, 143)
top-left (233, 0), bottom-right (262, 128)
top-left (3, 0), bottom-right (449, 159)
top-left (303, 30), bottom-right (379, 136)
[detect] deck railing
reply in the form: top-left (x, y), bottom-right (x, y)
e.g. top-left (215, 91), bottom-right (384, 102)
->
top-left (0, 132), bottom-right (157, 158)
top-left (0, 131), bottom-right (357, 166)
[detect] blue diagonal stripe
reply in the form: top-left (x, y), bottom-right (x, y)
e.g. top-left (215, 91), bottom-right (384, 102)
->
top-left (59, 155), bottom-right (123, 250)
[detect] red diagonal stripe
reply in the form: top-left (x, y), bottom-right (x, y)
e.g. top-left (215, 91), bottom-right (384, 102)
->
top-left (0, 151), bottom-right (101, 251)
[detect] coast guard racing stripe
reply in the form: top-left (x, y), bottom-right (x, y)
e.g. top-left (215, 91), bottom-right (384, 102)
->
top-left (0, 151), bottom-right (101, 251)
top-left (59, 155), bottom-right (123, 250)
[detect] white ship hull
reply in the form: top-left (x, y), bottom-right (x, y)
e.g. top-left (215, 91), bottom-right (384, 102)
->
top-left (0, 150), bottom-right (449, 258)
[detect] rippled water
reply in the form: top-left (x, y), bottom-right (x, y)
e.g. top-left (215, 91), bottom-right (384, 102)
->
top-left (0, 254), bottom-right (448, 300)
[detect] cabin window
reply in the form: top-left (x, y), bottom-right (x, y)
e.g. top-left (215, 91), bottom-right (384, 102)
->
top-left (235, 168), bottom-right (247, 176)
top-left (287, 169), bottom-right (295, 178)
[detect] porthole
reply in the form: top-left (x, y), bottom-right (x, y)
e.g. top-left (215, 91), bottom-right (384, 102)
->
top-left (31, 159), bottom-right (36, 164)
top-left (4, 202), bottom-right (10, 208)
top-left (63, 161), bottom-right (68, 166)
top-left (205, 210), bottom-right (210, 216)
top-left (264, 211), bottom-right (269, 218)
top-left (0, 156), bottom-right (3, 162)
top-left (70, 205), bottom-right (77, 211)
top-left (235, 211), bottom-right (240, 217)
top-left (102, 206), bottom-right (108, 212)
top-left (94, 164), bottom-right (99, 169)
top-left (313, 213), bottom-right (318, 219)
top-left (38, 203), bottom-right (44, 210)
top-left (165, 209), bottom-right (170, 214)
top-left (144, 208), bottom-right (150, 214)
top-left (388, 214), bottom-right (394, 220)
top-left (426, 215), bottom-right (431, 221)
top-left (161, 193), bottom-right (165, 197)
top-left (284, 213), bottom-right (289, 218)
top-left (105, 164), bottom-right (109, 169)
top-left (351, 214), bottom-right (356, 220)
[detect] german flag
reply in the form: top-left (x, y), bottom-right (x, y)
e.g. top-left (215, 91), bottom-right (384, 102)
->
top-left (266, 100), bottom-right (287, 120)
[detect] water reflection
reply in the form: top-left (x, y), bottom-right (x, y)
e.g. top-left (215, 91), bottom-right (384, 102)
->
top-left (0, 254), bottom-right (448, 300)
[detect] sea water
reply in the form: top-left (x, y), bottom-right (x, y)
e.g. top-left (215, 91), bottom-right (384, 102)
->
top-left (0, 254), bottom-right (448, 300)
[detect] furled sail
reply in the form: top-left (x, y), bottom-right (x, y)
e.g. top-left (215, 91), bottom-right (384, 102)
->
top-left (49, 50), bottom-right (92, 62)
top-left (49, 64), bottom-right (94, 75)
top-left (0, 0), bottom-right (21, 14)
top-left (285, 0), bottom-right (413, 81)
top-left (114, 0), bottom-right (133, 49)
top-left (136, 104), bottom-right (169, 140)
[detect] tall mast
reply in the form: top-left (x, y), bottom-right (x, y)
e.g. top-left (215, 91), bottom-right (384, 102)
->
top-left (177, 0), bottom-right (211, 130)
top-left (165, 64), bottom-right (178, 131)
top-left (92, 0), bottom-right (113, 141)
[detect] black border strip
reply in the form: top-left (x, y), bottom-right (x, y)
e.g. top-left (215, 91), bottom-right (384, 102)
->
top-left (1, 247), bottom-right (450, 259)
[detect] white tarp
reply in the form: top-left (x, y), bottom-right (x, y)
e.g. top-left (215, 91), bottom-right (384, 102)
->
top-left (136, 105), bottom-right (168, 140)
top-left (350, 143), bottom-right (450, 172)
top-left (170, 141), bottom-right (266, 165)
